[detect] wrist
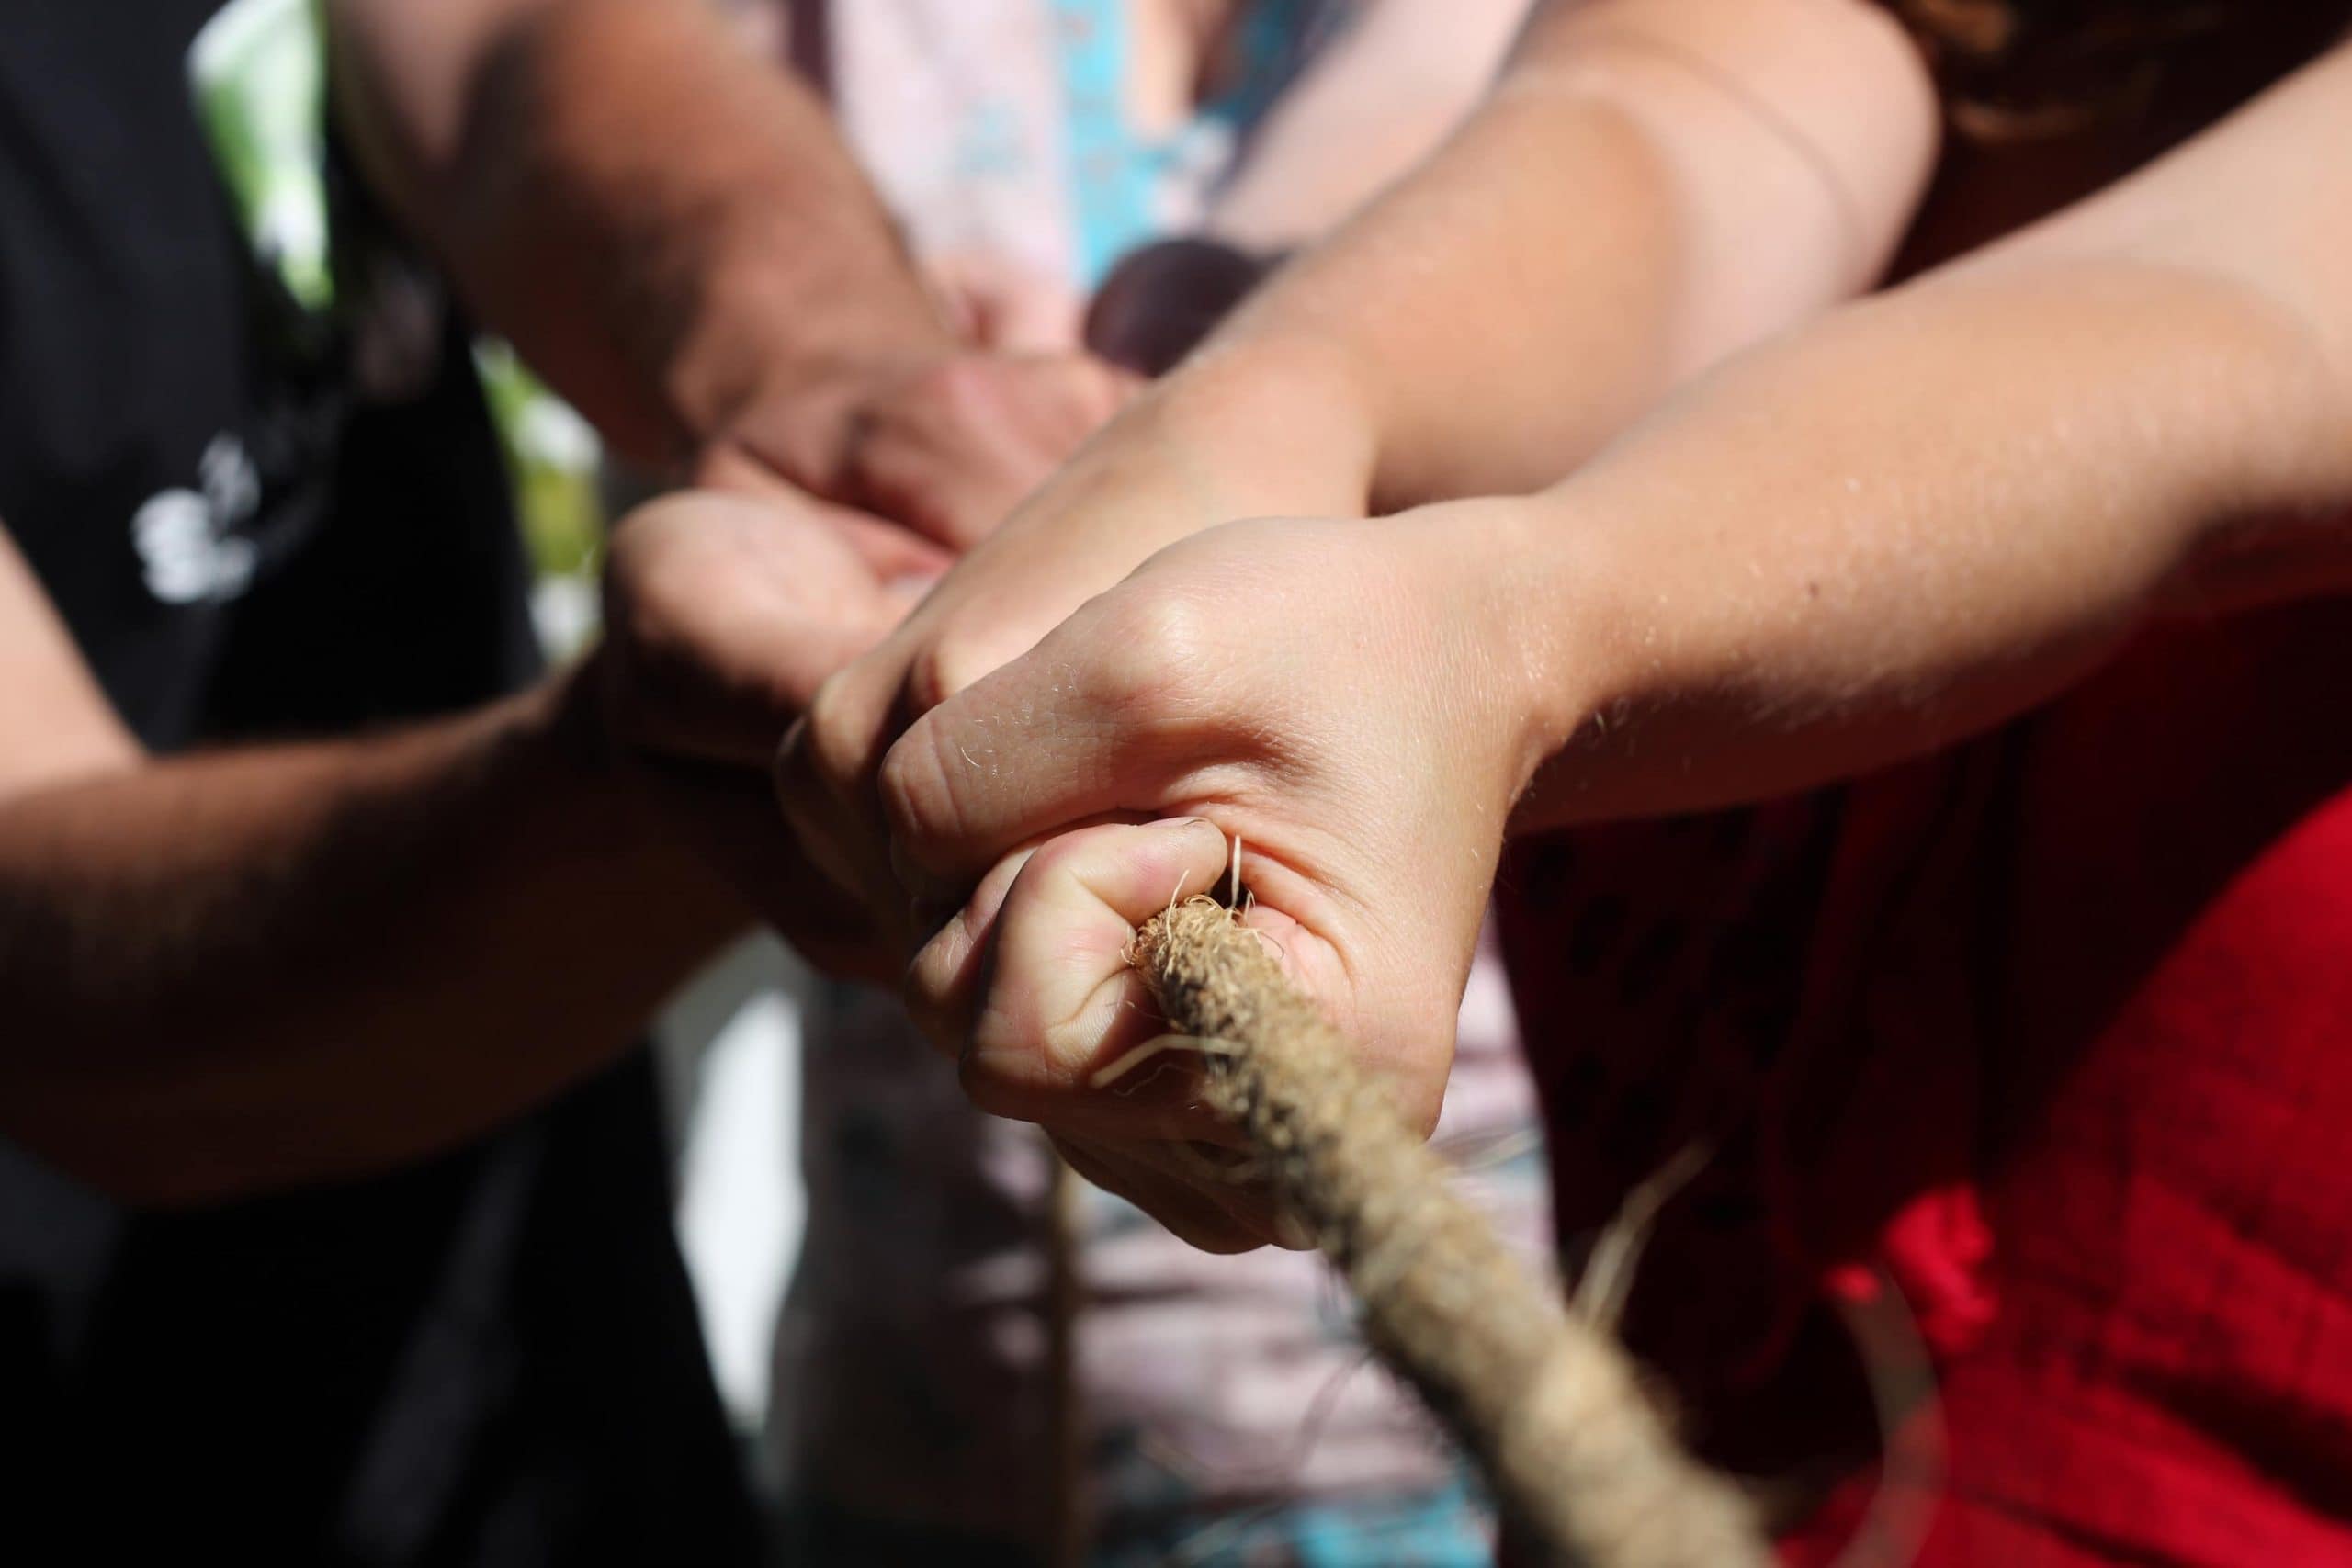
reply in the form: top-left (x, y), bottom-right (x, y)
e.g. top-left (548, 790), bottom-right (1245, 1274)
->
top-left (523, 651), bottom-right (612, 769)
top-left (955, 336), bottom-right (1383, 594)
top-left (1142, 331), bottom-right (1384, 520)
top-left (1394, 490), bottom-right (1638, 825)
top-left (518, 651), bottom-right (678, 829)
top-left (665, 252), bottom-right (957, 474)
top-left (1370, 497), bottom-right (1587, 823)
top-left (524, 652), bottom-right (761, 927)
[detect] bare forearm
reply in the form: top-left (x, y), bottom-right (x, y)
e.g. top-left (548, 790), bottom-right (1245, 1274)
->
top-left (1165, 0), bottom-right (1934, 510)
top-left (1498, 256), bottom-right (2352, 829)
top-left (1489, 41), bottom-right (2352, 823)
top-left (0, 674), bottom-right (741, 1204)
top-left (330, 0), bottom-right (950, 463)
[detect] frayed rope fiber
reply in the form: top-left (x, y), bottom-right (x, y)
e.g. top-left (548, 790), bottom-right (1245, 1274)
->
top-left (1130, 897), bottom-right (1769, 1568)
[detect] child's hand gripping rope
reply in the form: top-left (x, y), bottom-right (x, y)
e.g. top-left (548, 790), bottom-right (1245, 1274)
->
top-left (870, 510), bottom-right (1767, 1562)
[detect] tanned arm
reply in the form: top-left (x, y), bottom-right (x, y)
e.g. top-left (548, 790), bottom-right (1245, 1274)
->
top-left (327, 0), bottom-right (952, 474)
top-left (0, 475), bottom-right (908, 1206)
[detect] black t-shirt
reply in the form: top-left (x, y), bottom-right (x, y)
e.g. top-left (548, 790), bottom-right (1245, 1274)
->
top-left (0, 4), bottom-right (758, 1562)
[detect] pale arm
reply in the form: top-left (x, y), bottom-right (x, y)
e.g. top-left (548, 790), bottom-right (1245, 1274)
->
top-left (866, 39), bottom-right (2352, 1252)
top-left (1498, 39), bottom-right (2352, 825)
top-left (1085, 0), bottom-right (1535, 375)
top-left (780, 0), bottom-right (1942, 910)
top-left (1164, 0), bottom-right (1939, 509)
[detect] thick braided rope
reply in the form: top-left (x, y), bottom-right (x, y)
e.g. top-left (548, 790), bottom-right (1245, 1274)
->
top-left (1132, 897), bottom-right (1768, 1568)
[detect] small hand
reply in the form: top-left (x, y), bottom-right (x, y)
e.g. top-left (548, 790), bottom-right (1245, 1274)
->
top-left (877, 507), bottom-right (1543, 1247)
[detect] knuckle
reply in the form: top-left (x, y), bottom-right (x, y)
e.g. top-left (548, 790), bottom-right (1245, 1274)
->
top-left (899, 944), bottom-right (968, 1059)
top-left (911, 597), bottom-right (1043, 705)
top-left (1015, 821), bottom-right (1146, 906)
top-left (1019, 829), bottom-right (1094, 885)
top-left (803, 668), bottom-right (879, 788)
top-left (1085, 589), bottom-right (1215, 716)
top-left (905, 635), bottom-right (988, 714)
top-left (772, 734), bottom-right (847, 863)
top-left (874, 722), bottom-right (958, 853)
top-left (900, 979), bottom-right (955, 1053)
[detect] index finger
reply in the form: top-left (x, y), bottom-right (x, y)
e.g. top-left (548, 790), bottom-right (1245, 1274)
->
top-left (876, 591), bottom-right (1236, 901)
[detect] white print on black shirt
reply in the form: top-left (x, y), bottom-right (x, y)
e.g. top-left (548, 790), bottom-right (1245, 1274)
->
top-left (130, 434), bottom-right (262, 604)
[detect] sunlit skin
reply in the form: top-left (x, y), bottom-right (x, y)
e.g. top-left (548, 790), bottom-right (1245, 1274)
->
top-left (781, 3), bottom-right (2352, 1250)
top-left (780, 0), bottom-right (1937, 954)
